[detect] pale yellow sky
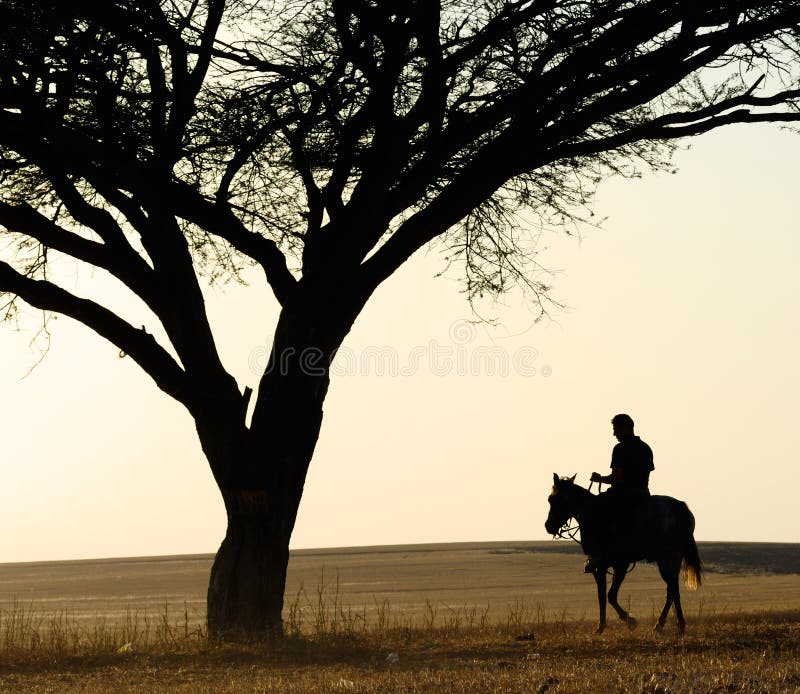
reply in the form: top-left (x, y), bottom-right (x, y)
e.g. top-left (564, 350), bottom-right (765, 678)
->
top-left (1, 123), bottom-right (798, 562)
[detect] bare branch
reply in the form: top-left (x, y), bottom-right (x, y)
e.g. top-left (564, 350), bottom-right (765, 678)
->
top-left (0, 201), bottom-right (155, 304)
top-left (168, 182), bottom-right (299, 306)
top-left (0, 260), bottom-right (191, 407)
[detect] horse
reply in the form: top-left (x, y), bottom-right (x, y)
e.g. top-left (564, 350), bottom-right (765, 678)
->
top-left (544, 473), bottom-right (703, 634)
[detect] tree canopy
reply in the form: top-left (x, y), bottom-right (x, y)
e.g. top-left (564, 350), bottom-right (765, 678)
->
top-left (3, 2), bottom-right (800, 338)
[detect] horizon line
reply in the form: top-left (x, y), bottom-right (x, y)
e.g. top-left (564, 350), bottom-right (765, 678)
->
top-left (2, 537), bottom-right (797, 568)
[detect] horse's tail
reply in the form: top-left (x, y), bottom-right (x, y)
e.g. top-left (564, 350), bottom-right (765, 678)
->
top-left (682, 506), bottom-right (703, 590)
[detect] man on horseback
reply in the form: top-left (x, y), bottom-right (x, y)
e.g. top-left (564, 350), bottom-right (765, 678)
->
top-left (583, 413), bottom-right (654, 573)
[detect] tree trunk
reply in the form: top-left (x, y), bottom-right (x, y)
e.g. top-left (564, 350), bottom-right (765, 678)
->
top-left (204, 290), bottom-right (362, 640)
top-left (206, 493), bottom-right (292, 639)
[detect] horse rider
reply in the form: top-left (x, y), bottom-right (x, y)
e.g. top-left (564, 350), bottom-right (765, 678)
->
top-left (583, 413), bottom-right (654, 573)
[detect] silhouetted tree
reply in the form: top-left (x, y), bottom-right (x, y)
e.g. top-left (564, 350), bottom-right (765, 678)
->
top-left (1, 0), bottom-right (799, 638)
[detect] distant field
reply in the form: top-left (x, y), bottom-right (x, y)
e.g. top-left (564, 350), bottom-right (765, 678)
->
top-left (1, 541), bottom-right (798, 630)
top-left (1, 542), bottom-right (799, 693)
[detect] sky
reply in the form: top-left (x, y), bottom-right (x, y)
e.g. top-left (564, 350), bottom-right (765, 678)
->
top-left (1, 122), bottom-right (799, 563)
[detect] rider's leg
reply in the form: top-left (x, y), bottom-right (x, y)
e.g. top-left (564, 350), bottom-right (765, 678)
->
top-left (615, 490), bottom-right (650, 558)
top-left (583, 490), bottom-right (616, 572)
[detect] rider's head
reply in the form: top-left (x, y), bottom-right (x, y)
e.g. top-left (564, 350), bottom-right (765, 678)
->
top-left (611, 413), bottom-right (635, 440)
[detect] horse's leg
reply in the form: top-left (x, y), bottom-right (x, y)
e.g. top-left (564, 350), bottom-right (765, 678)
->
top-left (654, 559), bottom-right (674, 632)
top-left (593, 567), bottom-right (607, 634)
top-left (670, 558), bottom-right (687, 634)
top-left (656, 558), bottom-right (685, 634)
top-left (608, 562), bottom-right (637, 630)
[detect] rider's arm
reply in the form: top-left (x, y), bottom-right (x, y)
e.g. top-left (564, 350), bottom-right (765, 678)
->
top-left (590, 468), bottom-right (624, 485)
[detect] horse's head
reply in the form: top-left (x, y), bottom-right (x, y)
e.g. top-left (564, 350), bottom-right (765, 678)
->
top-left (544, 472), bottom-right (580, 536)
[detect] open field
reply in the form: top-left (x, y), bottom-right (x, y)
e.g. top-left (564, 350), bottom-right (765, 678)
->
top-left (2, 541), bottom-right (799, 629)
top-left (1, 541), bottom-right (799, 692)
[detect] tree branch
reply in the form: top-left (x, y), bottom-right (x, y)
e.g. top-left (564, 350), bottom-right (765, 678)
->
top-left (169, 182), bottom-right (298, 306)
top-left (0, 260), bottom-right (191, 407)
top-left (0, 201), bottom-right (155, 305)
top-left (359, 131), bottom-right (519, 291)
top-left (556, 103), bottom-right (800, 158)
top-left (361, 84), bottom-right (800, 293)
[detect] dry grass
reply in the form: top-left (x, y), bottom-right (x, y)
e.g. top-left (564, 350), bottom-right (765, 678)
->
top-left (1, 587), bottom-right (799, 692)
top-left (1, 543), bottom-right (799, 692)
top-left (1, 609), bottom-right (799, 692)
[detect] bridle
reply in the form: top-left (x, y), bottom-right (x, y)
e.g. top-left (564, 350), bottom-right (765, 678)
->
top-left (552, 480), bottom-right (601, 545)
top-left (554, 519), bottom-right (581, 544)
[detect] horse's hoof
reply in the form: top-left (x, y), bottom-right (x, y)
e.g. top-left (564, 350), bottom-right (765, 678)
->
top-left (594, 625), bottom-right (606, 635)
top-left (626, 616), bottom-right (638, 631)
top-left (653, 622), bottom-right (665, 633)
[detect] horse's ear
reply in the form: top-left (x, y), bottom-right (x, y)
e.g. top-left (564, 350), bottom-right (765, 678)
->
top-left (553, 472), bottom-right (559, 484)
top-left (569, 473), bottom-right (577, 483)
